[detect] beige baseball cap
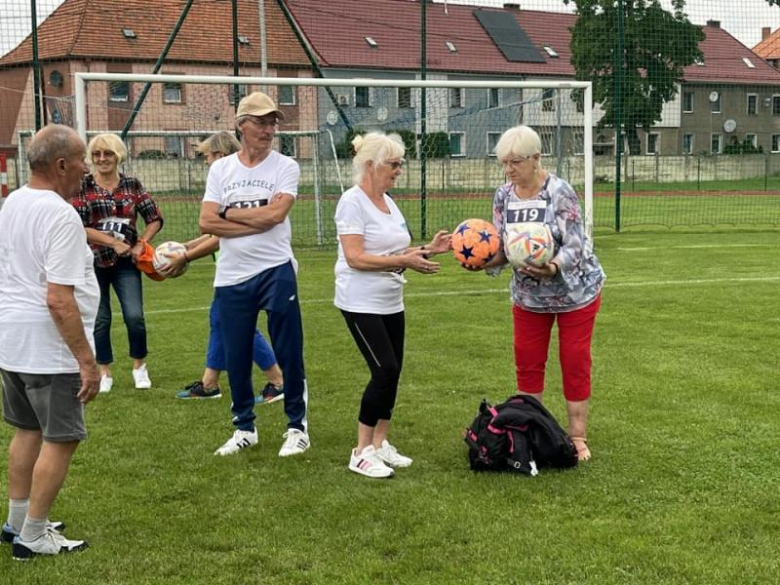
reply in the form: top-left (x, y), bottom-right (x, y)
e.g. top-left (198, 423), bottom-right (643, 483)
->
top-left (235, 91), bottom-right (285, 120)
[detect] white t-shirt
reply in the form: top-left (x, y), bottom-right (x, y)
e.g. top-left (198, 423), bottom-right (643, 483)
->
top-left (0, 186), bottom-right (99, 374)
top-left (203, 151), bottom-right (300, 287)
top-left (334, 186), bottom-right (411, 314)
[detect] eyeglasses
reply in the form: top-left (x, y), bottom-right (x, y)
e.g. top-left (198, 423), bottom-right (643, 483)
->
top-left (501, 156), bottom-right (532, 168)
top-left (245, 116), bottom-right (278, 129)
top-left (384, 160), bottom-right (405, 170)
top-left (92, 150), bottom-right (116, 159)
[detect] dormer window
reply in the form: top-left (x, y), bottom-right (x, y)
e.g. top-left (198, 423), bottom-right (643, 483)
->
top-left (122, 28), bottom-right (136, 39)
top-left (365, 37), bottom-right (378, 48)
top-left (238, 35), bottom-right (250, 45)
top-left (446, 41), bottom-right (457, 52)
top-left (743, 57), bottom-right (756, 68)
top-left (543, 46), bottom-right (559, 58)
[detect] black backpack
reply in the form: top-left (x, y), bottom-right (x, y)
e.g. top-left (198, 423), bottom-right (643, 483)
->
top-left (464, 394), bottom-right (579, 475)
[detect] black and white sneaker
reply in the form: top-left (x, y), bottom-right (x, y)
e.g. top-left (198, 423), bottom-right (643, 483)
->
top-left (278, 429), bottom-right (310, 457)
top-left (214, 429), bottom-right (258, 456)
top-left (12, 528), bottom-right (88, 560)
top-left (2, 521), bottom-right (65, 544)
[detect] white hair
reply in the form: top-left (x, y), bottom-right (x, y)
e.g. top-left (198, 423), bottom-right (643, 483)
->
top-left (351, 132), bottom-right (405, 184)
top-left (494, 125), bottom-right (542, 161)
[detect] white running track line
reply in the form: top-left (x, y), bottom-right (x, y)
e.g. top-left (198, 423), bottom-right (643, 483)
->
top-left (143, 276), bottom-right (780, 316)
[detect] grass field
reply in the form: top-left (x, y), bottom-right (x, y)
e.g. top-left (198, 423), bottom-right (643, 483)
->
top-left (1, 228), bottom-right (780, 583)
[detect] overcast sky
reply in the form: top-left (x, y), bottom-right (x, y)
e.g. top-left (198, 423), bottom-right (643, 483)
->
top-left (2, 0), bottom-right (780, 56)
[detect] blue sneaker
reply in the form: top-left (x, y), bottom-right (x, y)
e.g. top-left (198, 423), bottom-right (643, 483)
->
top-left (2, 521), bottom-right (65, 544)
top-left (255, 383), bottom-right (284, 405)
top-left (176, 381), bottom-right (221, 400)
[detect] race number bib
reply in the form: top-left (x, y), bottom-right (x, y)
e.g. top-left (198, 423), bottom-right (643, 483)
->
top-left (97, 216), bottom-right (131, 242)
top-left (506, 200), bottom-right (546, 225)
top-left (227, 197), bottom-right (268, 209)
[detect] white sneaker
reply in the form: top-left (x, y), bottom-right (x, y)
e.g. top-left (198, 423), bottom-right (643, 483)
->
top-left (12, 528), bottom-right (88, 560)
top-left (376, 440), bottom-right (413, 468)
top-left (214, 429), bottom-right (258, 456)
top-left (278, 429), bottom-right (310, 457)
top-left (349, 445), bottom-right (394, 478)
top-left (132, 364), bottom-right (151, 389)
top-left (99, 375), bottom-right (113, 393)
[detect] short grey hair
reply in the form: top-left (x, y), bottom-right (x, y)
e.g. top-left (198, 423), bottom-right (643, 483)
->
top-left (351, 132), bottom-right (405, 184)
top-left (494, 125), bottom-right (542, 162)
top-left (27, 125), bottom-right (81, 172)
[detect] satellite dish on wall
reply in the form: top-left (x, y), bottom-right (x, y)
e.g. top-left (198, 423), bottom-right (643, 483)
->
top-left (377, 106), bottom-right (388, 122)
top-left (723, 119), bottom-right (737, 133)
top-left (709, 91), bottom-right (720, 103)
top-left (326, 110), bottom-right (339, 126)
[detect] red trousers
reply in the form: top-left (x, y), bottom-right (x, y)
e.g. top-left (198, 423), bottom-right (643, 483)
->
top-left (512, 294), bottom-right (601, 402)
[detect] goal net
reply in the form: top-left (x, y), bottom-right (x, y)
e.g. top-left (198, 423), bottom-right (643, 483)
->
top-left (73, 73), bottom-right (594, 247)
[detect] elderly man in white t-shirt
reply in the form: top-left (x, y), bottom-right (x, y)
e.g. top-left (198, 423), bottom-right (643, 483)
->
top-left (0, 125), bottom-right (100, 559)
top-left (199, 92), bottom-right (310, 458)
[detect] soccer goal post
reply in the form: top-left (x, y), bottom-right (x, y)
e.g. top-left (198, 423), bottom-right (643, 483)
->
top-left (74, 73), bottom-right (594, 247)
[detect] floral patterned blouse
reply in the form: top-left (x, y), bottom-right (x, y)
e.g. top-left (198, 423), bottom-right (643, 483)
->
top-left (491, 173), bottom-right (605, 313)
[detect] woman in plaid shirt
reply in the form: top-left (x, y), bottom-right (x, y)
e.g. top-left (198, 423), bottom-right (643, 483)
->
top-left (72, 133), bottom-right (163, 393)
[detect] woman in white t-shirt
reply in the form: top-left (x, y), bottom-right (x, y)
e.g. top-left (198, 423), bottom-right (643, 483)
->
top-left (334, 132), bottom-right (451, 479)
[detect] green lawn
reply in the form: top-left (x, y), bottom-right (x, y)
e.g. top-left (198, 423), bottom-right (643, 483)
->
top-left (1, 229), bottom-right (779, 582)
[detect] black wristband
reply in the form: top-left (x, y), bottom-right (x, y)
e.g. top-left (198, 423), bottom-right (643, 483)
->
top-left (219, 208), bottom-right (228, 220)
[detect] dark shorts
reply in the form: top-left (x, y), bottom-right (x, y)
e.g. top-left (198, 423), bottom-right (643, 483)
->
top-left (1, 369), bottom-right (87, 442)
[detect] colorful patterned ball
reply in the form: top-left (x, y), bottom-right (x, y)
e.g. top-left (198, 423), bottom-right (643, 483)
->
top-left (505, 223), bottom-right (555, 268)
top-left (153, 241), bottom-right (188, 277)
top-left (452, 218), bottom-right (500, 269)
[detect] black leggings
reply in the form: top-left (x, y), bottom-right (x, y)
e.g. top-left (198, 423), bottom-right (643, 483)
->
top-left (341, 310), bottom-right (405, 427)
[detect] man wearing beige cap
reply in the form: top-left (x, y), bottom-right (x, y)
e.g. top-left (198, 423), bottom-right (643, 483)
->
top-left (199, 91), bottom-right (310, 458)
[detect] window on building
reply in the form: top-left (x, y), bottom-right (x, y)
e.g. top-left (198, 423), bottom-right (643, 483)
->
top-left (109, 81), bottom-right (130, 102)
top-left (487, 132), bottom-right (501, 156)
top-left (682, 92), bottom-right (694, 113)
top-left (397, 87), bottom-right (412, 109)
top-left (647, 133), bottom-right (659, 155)
top-left (540, 133), bottom-right (553, 155)
top-left (571, 90), bottom-right (584, 113)
top-left (228, 84), bottom-right (248, 104)
top-left (278, 85), bottom-right (296, 106)
top-left (710, 93), bottom-right (721, 113)
top-left (164, 136), bottom-right (184, 157)
top-left (773, 95), bottom-right (780, 116)
top-left (355, 86), bottom-right (371, 108)
top-left (163, 82), bottom-right (183, 104)
top-left (280, 135), bottom-right (297, 158)
top-left (682, 133), bottom-right (694, 155)
top-left (542, 88), bottom-right (555, 112)
top-left (746, 133), bottom-right (758, 149)
top-left (772, 134), bottom-right (780, 152)
top-left (572, 134), bottom-right (584, 155)
top-left (449, 132), bottom-right (465, 157)
top-left (711, 133), bottom-right (722, 154)
top-left (450, 88), bottom-right (464, 108)
top-left (747, 94), bottom-right (758, 115)
top-left (488, 88), bottom-right (500, 109)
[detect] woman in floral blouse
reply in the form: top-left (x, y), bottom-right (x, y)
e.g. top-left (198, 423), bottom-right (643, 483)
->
top-left (72, 133), bottom-right (163, 393)
top-left (483, 125), bottom-right (606, 461)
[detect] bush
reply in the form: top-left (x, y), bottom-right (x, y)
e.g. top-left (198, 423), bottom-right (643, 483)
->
top-left (137, 149), bottom-right (167, 159)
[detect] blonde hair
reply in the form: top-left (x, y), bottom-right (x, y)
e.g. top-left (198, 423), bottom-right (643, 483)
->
top-left (196, 131), bottom-right (241, 158)
top-left (494, 125), bottom-right (542, 162)
top-left (351, 132), bottom-right (405, 184)
top-left (87, 133), bottom-right (127, 164)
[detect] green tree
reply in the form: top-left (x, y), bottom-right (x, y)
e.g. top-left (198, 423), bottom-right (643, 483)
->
top-left (564, 0), bottom-right (704, 154)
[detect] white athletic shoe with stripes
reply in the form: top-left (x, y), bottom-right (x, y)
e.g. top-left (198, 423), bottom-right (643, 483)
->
top-left (214, 428), bottom-right (258, 456)
top-left (278, 429), bottom-right (310, 457)
top-left (376, 440), bottom-right (413, 468)
top-left (349, 445), bottom-right (394, 479)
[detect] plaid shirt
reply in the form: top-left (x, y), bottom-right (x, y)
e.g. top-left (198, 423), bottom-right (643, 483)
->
top-left (73, 173), bottom-right (163, 268)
